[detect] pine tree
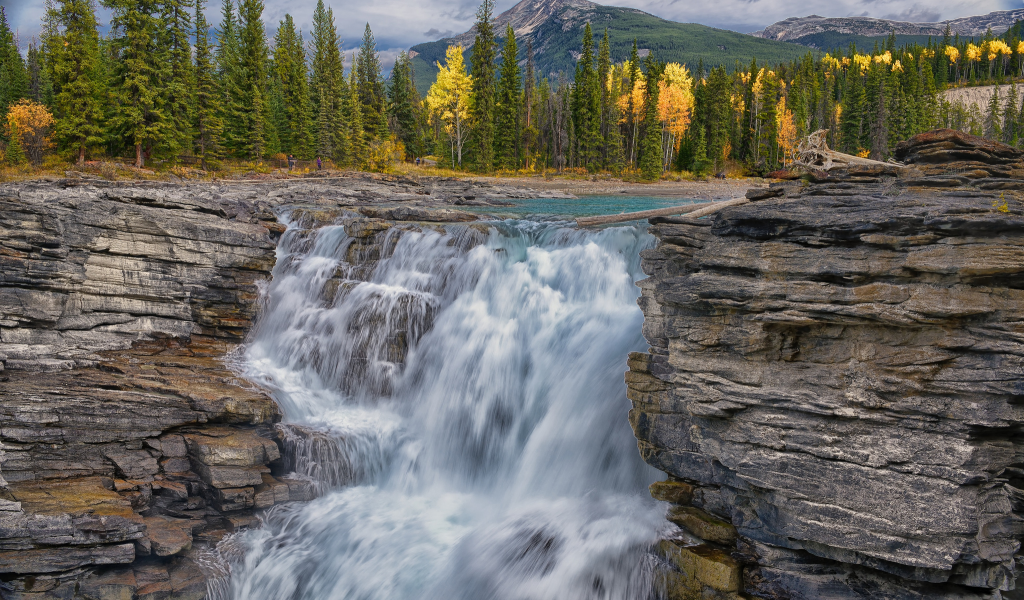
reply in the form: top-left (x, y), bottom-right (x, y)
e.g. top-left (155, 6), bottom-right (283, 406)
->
top-left (494, 24), bottom-right (521, 170)
top-left (46, 0), bottom-right (105, 164)
top-left (638, 58), bottom-right (662, 180)
top-left (193, 0), bottom-right (222, 165)
top-left (6, 121), bottom-right (26, 165)
top-left (310, 0), bottom-right (346, 163)
top-left (986, 87), bottom-right (1002, 140)
top-left (161, 0), bottom-right (193, 156)
top-left (597, 28), bottom-right (622, 171)
top-left (274, 14), bottom-right (313, 158)
top-left (1005, 84), bottom-right (1019, 145)
top-left (522, 40), bottom-right (537, 170)
top-left (236, 0), bottom-right (269, 158)
top-left (571, 23), bottom-right (600, 171)
top-left (26, 43), bottom-right (50, 104)
top-left (387, 52), bottom-right (420, 158)
top-left (469, 0), bottom-right (497, 172)
top-left (625, 40), bottom-right (641, 165)
top-left (356, 24), bottom-right (387, 140)
top-left (0, 7), bottom-right (27, 117)
top-left (348, 64), bottom-right (366, 166)
top-left (104, 0), bottom-right (168, 167)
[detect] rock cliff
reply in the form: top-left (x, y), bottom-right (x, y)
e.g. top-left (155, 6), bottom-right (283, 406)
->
top-left (0, 173), bottom-right (529, 599)
top-left (630, 130), bottom-right (1024, 599)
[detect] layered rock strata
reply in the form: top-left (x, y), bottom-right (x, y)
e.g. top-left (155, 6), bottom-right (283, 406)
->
top-left (630, 130), bottom-right (1024, 599)
top-left (0, 175), bottom-right (505, 599)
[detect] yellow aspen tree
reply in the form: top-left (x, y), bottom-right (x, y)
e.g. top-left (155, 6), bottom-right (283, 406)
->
top-left (657, 62), bottom-right (693, 171)
top-left (776, 96), bottom-right (797, 166)
top-left (425, 45), bottom-right (473, 169)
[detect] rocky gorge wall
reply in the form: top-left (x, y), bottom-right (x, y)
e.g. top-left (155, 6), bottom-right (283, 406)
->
top-left (630, 131), bottom-right (1024, 599)
top-left (0, 173), bottom-right (546, 599)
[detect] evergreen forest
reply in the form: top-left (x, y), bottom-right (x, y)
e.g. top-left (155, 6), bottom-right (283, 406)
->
top-left (0, 0), bottom-right (1022, 180)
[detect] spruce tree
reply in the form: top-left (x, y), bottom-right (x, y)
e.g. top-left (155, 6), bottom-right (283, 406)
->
top-left (217, 0), bottom-right (246, 156)
top-left (1004, 85), bottom-right (1019, 145)
top-left (193, 0), bottom-right (222, 166)
top-left (236, 0), bottom-right (269, 158)
top-left (0, 7), bottom-right (27, 117)
top-left (47, 0), bottom-right (105, 164)
top-left (597, 28), bottom-right (622, 171)
top-left (387, 52), bottom-right (420, 158)
top-left (494, 25), bottom-right (521, 170)
top-left (161, 0), bottom-right (193, 156)
top-left (571, 23), bottom-right (600, 171)
top-left (469, 0), bottom-right (497, 172)
top-left (348, 64), bottom-right (367, 165)
top-left (356, 24), bottom-right (387, 139)
top-left (522, 39), bottom-right (537, 170)
top-left (104, 0), bottom-right (168, 167)
top-left (274, 15), bottom-right (313, 158)
top-left (6, 121), bottom-right (26, 165)
top-left (310, 1), bottom-right (346, 163)
top-left (625, 40), bottom-right (641, 165)
top-left (638, 59), bottom-right (662, 181)
top-left (26, 43), bottom-right (50, 104)
top-left (986, 87), bottom-right (1003, 140)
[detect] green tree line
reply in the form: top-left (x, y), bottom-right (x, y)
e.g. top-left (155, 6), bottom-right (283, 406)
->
top-left (0, 0), bottom-right (421, 169)
top-left (0, 1), bottom-right (1020, 176)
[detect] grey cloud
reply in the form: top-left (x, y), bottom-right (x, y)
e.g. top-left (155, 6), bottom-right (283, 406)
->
top-left (424, 28), bottom-right (456, 38)
top-left (882, 6), bottom-right (943, 22)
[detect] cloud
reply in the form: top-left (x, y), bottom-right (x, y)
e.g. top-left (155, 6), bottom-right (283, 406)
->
top-left (424, 28), bottom-right (457, 38)
top-left (3, 0), bottom-right (1011, 57)
top-left (882, 6), bottom-right (943, 22)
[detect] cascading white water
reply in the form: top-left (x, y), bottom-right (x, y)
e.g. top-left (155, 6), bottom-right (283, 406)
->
top-left (229, 216), bottom-right (669, 600)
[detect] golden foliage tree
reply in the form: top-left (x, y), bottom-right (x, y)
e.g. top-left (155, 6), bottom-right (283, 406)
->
top-left (6, 99), bottom-right (54, 165)
top-left (657, 62), bottom-right (693, 170)
top-left (425, 45), bottom-right (473, 169)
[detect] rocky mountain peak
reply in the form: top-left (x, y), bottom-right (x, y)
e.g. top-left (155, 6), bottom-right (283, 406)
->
top-left (441, 0), bottom-right (600, 48)
top-left (752, 8), bottom-right (1024, 41)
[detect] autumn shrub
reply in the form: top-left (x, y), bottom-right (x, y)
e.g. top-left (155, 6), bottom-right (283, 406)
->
top-left (364, 138), bottom-right (405, 173)
top-left (6, 100), bottom-right (54, 166)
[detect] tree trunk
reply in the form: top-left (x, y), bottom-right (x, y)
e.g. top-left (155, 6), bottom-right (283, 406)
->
top-left (135, 143), bottom-right (144, 168)
top-left (78, 144), bottom-right (85, 166)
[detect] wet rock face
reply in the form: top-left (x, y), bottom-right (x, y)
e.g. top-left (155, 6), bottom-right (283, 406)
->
top-left (632, 132), bottom-right (1024, 599)
top-left (0, 175), bottom-right (517, 598)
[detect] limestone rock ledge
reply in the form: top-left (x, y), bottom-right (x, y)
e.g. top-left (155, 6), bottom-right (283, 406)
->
top-left (630, 131), bottom-right (1024, 599)
top-left (0, 175), bottom-right (517, 598)
top-left (0, 180), bottom-right (294, 599)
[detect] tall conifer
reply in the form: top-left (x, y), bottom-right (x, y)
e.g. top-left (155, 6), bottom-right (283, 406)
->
top-left (638, 58), bottom-right (662, 180)
top-left (494, 25), bottom-right (521, 170)
top-left (193, 0), bottom-right (222, 165)
top-left (0, 7), bottom-right (27, 117)
top-left (104, 0), bottom-right (168, 167)
top-left (469, 0), bottom-right (497, 171)
top-left (161, 0), bottom-right (193, 155)
top-left (387, 52), bottom-right (420, 157)
top-left (356, 24), bottom-right (386, 139)
top-left (274, 15), bottom-right (313, 158)
top-left (572, 23), bottom-right (600, 170)
top-left (310, 1), bottom-right (346, 163)
top-left (46, 0), bottom-right (105, 164)
top-left (236, 0), bottom-right (269, 158)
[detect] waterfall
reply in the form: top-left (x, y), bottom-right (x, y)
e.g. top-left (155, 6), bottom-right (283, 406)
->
top-left (228, 216), bottom-right (668, 600)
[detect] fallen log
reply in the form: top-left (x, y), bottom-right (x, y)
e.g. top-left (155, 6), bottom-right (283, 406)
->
top-left (575, 197), bottom-right (747, 227)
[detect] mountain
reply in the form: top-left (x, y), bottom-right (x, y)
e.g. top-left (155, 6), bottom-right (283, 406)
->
top-left (408, 0), bottom-right (811, 95)
top-left (751, 9), bottom-right (1024, 48)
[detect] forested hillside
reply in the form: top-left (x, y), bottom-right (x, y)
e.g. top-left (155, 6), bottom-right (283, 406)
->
top-left (410, 0), bottom-right (811, 95)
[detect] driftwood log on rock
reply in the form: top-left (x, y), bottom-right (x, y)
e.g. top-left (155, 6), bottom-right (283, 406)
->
top-left (575, 197), bottom-right (749, 227)
top-left (795, 128), bottom-right (902, 170)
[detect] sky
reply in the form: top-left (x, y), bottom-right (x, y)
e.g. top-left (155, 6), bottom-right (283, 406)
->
top-left (3, 0), bottom-right (1020, 66)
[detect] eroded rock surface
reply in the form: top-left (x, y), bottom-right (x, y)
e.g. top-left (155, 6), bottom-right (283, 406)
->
top-left (0, 174), bottom-right (518, 598)
top-left (631, 131), bottom-right (1024, 599)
